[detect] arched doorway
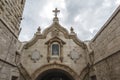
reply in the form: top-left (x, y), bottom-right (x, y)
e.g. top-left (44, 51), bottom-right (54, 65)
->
top-left (35, 69), bottom-right (74, 80)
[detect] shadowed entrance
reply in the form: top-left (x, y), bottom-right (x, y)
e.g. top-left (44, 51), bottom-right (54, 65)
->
top-left (35, 69), bottom-right (74, 80)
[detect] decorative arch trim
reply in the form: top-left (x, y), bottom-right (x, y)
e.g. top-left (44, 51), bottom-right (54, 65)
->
top-left (23, 22), bottom-right (87, 49)
top-left (43, 22), bottom-right (70, 38)
top-left (45, 36), bottom-right (66, 45)
top-left (79, 65), bottom-right (89, 80)
top-left (31, 62), bottom-right (79, 80)
top-left (45, 37), bottom-right (66, 62)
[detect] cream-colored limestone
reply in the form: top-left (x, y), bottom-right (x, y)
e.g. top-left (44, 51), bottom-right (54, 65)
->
top-left (21, 22), bottom-right (87, 79)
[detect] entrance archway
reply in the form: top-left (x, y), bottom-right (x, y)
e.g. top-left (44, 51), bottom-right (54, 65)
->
top-left (31, 63), bottom-right (78, 80)
top-left (35, 69), bottom-right (74, 80)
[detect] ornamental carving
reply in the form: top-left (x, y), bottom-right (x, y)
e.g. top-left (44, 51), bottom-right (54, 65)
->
top-left (52, 28), bottom-right (59, 37)
top-left (45, 37), bottom-right (66, 62)
top-left (68, 47), bottom-right (82, 63)
top-left (23, 22), bottom-right (86, 49)
top-left (30, 50), bottom-right (43, 63)
top-left (31, 63), bottom-right (79, 80)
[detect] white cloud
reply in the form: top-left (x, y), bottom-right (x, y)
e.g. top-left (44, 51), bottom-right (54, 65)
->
top-left (39, 3), bottom-right (54, 19)
top-left (115, 0), bottom-right (120, 5)
top-left (19, 0), bottom-right (119, 41)
top-left (74, 15), bottom-right (81, 22)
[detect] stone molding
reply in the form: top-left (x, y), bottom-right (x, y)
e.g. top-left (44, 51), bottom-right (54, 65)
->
top-left (31, 62), bottom-right (79, 80)
top-left (79, 65), bottom-right (89, 80)
top-left (23, 22), bottom-right (86, 49)
top-left (45, 37), bottom-right (66, 62)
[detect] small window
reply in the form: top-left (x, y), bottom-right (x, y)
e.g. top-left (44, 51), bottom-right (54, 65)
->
top-left (91, 75), bottom-right (97, 80)
top-left (11, 76), bottom-right (18, 80)
top-left (52, 43), bottom-right (59, 56)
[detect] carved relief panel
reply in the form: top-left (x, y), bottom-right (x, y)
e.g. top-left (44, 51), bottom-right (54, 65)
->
top-left (68, 46), bottom-right (82, 63)
top-left (29, 50), bottom-right (43, 63)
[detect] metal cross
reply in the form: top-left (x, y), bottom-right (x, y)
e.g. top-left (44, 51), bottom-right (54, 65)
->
top-left (53, 8), bottom-right (60, 17)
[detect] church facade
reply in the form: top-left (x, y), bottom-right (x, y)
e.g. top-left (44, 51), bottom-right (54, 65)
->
top-left (20, 8), bottom-right (88, 80)
top-left (0, 0), bottom-right (120, 80)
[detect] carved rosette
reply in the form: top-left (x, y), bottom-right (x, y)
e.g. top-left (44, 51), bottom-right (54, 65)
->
top-left (30, 50), bottom-right (43, 63)
top-left (68, 47), bottom-right (82, 63)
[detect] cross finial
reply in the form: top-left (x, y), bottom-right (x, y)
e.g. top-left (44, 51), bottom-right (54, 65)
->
top-left (53, 8), bottom-right (60, 17)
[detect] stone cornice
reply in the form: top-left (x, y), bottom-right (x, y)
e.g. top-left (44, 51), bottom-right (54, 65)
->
top-left (45, 36), bottom-right (66, 45)
top-left (69, 35), bottom-right (87, 49)
top-left (23, 34), bottom-right (42, 49)
top-left (43, 22), bottom-right (70, 38)
top-left (23, 22), bottom-right (87, 49)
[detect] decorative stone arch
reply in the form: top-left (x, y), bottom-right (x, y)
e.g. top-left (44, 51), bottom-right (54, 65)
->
top-left (79, 65), bottom-right (90, 80)
top-left (31, 63), bottom-right (79, 80)
top-left (23, 21), bottom-right (87, 49)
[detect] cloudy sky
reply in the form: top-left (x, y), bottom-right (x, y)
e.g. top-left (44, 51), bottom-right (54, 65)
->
top-left (19, 0), bottom-right (120, 41)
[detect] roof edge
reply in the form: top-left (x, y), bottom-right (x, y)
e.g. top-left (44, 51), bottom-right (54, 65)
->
top-left (92, 5), bottom-right (120, 42)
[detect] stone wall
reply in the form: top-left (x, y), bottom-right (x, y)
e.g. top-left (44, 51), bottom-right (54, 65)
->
top-left (95, 51), bottom-right (120, 80)
top-left (0, 20), bottom-right (17, 65)
top-left (90, 5), bottom-right (120, 80)
top-left (0, 0), bottom-right (25, 37)
top-left (0, 60), bottom-right (19, 80)
top-left (0, 17), bottom-right (19, 80)
top-left (0, 0), bottom-right (26, 80)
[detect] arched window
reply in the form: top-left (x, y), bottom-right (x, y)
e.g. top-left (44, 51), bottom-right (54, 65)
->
top-left (45, 37), bottom-right (66, 62)
top-left (51, 42), bottom-right (60, 56)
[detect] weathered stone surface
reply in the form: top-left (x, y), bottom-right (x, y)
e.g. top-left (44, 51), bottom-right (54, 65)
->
top-left (21, 22), bottom-right (87, 79)
top-left (0, 0), bottom-right (26, 80)
top-left (90, 5), bottom-right (120, 80)
top-left (95, 51), bottom-right (120, 80)
top-left (0, 0), bottom-right (25, 37)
